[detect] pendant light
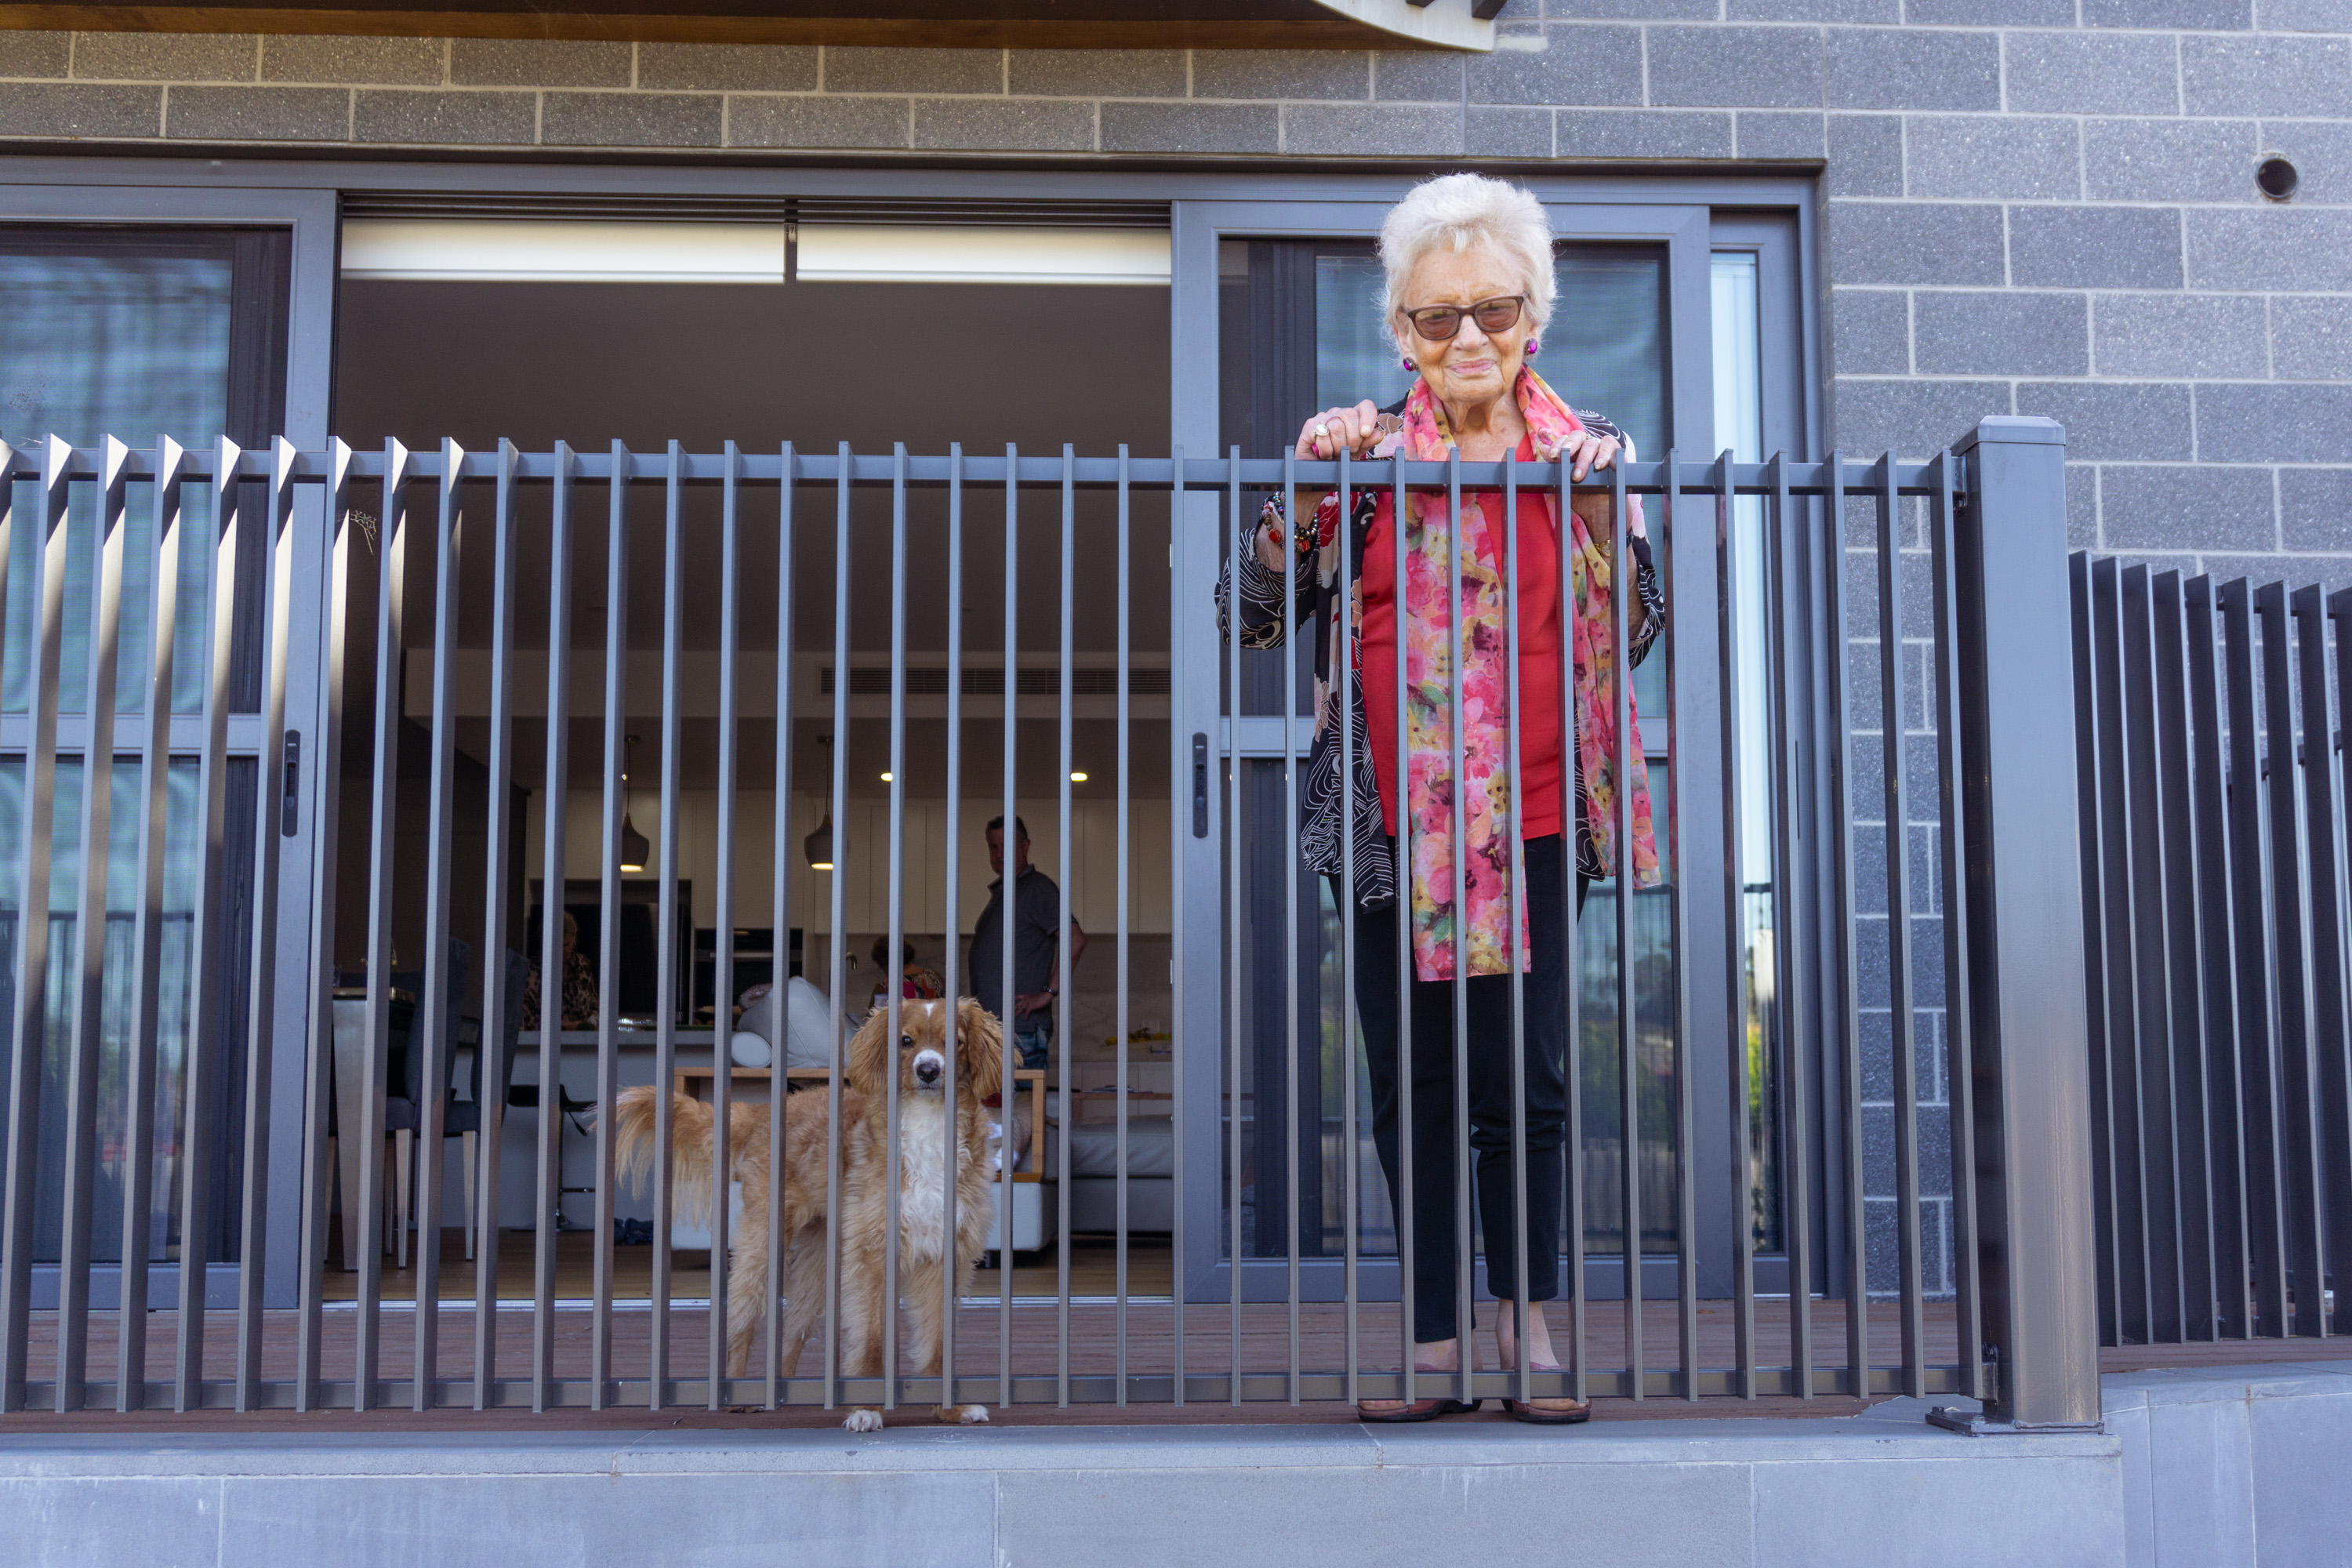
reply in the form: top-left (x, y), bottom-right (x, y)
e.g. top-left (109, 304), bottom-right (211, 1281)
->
top-left (804, 735), bottom-right (834, 870)
top-left (619, 734), bottom-right (651, 873)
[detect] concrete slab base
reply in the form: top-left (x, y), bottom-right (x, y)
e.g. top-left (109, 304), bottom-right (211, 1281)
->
top-left (2107, 1361), bottom-right (2352, 1568)
top-left (16, 1363), bottom-right (2348, 1568)
top-left (0, 1396), bottom-right (2127, 1568)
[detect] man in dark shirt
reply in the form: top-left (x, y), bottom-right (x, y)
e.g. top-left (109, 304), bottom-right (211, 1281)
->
top-left (968, 815), bottom-right (1086, 1073)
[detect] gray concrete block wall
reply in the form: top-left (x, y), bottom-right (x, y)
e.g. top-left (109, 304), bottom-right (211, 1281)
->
top-left (0, 21), bottom-right (2339, 586)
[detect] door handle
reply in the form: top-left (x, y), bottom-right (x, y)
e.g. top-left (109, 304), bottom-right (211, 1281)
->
top-left (1191, 732), bottom-right (1208, 838)
top-left (281, 730), bottom-right (301, 837)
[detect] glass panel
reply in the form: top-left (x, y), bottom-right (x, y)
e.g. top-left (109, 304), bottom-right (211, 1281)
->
top-left (0, 756), bottom-right (209, 1265)
top-left (1315, 253), bottom-right (1416, 415)
top-left (1312, 246), bottom-right (1668, 462)
top-left (1711, 250), bottom-right (1782, 1254)
top-left (1547, 251), bottom-right (1666, 462)
top-left (1574, 880), bottom-right (1679, 1256)
top-left (0, 245), bottom-right (230, 717)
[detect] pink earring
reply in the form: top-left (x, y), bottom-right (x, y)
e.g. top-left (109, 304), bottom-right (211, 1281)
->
top-left (1525, 335), bottom-right (1542, 356)
top-left (1399, 352), bottom-right (1415, 369)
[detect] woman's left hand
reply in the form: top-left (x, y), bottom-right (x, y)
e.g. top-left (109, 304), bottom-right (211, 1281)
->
top-left (1543, 427), bottom-right (1644, 539)
top-left (1534, 426), bottom-right (1620, 485)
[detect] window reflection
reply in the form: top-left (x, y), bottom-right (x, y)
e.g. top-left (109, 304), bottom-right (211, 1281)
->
top-left (0, 249), bottom-right (233, 717)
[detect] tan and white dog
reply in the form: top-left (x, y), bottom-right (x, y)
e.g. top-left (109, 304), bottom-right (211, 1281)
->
top-left (835, 996), bottom-right (1004, 1431)
top-left (612, 1075), bottom-right (862, 1385)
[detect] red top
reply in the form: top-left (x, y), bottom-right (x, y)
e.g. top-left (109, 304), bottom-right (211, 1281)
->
top-left (1359, 434), bottom-right (1566, 840)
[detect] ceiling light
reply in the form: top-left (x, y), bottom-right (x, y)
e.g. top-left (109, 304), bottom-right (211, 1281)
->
top-left (1069, 771), bottom-right (1089, 782)
top-left (880, 771), bottom-right (893, 782)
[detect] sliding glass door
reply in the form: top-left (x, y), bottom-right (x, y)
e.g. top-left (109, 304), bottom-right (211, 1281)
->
top-left (0, 182), bottom-right (333, 1313)
top-left (0, 225), bottom-right (285, 1279)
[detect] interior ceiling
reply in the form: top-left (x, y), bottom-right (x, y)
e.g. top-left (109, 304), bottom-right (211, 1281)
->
top-left (335, 275), bottom-right (1174, 799)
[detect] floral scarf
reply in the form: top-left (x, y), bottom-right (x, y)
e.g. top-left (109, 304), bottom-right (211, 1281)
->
top-left (1392, 366), bottom-right (1660, 982)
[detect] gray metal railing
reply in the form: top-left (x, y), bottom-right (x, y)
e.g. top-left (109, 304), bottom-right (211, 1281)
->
top-left (2072, 556), bottom-right (2352, 1346)
top-left (0, 418), bottom-right (2095, 1425)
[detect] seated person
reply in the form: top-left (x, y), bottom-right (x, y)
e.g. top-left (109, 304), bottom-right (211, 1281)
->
top-left (522, 910), bottom-right (598, 1032)
top-left (870, 936), bottom-right (945, 1007)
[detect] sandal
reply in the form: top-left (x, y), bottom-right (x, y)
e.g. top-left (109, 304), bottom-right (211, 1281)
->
top-left (1498, 1364), bottom-right (1589, 1425)
top-left (1357, 1396), bottom-right (1481, 1424)
top-left (1500, 1396), bottom-right (1591, 1425)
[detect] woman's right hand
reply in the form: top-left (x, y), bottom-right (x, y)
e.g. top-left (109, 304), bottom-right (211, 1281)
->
top-left (1296, 402), bottom-right (1384, 460)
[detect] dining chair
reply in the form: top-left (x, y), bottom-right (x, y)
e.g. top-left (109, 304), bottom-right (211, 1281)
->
top-left (445, 949), bottom-right (528, 1261)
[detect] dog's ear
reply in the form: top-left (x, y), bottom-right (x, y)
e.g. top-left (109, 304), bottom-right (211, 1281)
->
top-left (844, 1006), bottom-right (890, 1097)
top-left (956, 996), bottom-right (1004, 1104)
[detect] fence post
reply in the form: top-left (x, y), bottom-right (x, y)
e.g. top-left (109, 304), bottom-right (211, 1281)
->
top-left (1946, 416), bottom-right (2103, 1428)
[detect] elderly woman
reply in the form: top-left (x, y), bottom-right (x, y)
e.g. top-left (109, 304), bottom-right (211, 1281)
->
top-left (1223, 173), bottom-right (1663, 1425)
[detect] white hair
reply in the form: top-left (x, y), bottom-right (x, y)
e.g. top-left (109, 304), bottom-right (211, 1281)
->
top-left (1377, 172), bottom-right (1555, 334)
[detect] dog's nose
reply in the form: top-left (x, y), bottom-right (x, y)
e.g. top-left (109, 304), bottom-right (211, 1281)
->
top-left (915, 1058), bottom-right (942, 1086)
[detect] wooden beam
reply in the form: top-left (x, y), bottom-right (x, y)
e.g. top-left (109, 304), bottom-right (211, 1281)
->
top-left (0, 3), bottom-right (1462, 47)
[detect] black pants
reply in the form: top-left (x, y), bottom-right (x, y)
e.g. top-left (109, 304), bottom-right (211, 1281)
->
top-left (1342, 835), bottom-right (1582, 1345)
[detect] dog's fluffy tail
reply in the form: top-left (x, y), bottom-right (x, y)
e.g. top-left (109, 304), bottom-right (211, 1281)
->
top-left (611, 1088), bottom-right (762, 1232)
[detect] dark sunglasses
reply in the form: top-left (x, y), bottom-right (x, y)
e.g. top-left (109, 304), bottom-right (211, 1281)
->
top-left (1399, 295), bottom-right (1526, 343)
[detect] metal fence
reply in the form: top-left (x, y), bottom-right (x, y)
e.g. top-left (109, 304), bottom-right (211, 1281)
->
top-left (0, 419), bottom-right (2096, 1425)
top-left (2072, 556), bottom-right (2351, 1346)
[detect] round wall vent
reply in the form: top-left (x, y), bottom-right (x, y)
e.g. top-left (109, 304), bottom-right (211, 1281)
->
top-left (2256, 156), bottom-right (2300, 201)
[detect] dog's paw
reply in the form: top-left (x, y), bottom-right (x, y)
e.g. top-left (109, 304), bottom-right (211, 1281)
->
top-left (935, 1403), bottom-right (990, 1425)
top-left (841, 1408), bottom-right (884, 1433)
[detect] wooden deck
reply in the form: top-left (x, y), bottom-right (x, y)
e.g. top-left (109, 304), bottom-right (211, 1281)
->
top-left (9, 1230), bottom-right (2345, 1432)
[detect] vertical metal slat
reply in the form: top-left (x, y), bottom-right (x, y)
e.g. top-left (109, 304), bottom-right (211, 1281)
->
top-left (1502, 449), bottom-right (1530, 1408)
top-left (1873, 454), bottom-right (1925, 1392)
top-left (709, 442), bottom-right (742, 1408)
top-left (882, 444), bottom-right (907, 1412)
top-left (120, 437), bottom-right (190, 1410)
top-left (55, 438), bottom-right (132, 1411)
top-left (590, 441), bottom-right (630, 1407)
top-left (412, 438), bottom-right (469, 1406)
top-left (1928, 452), bottom-right (1984, 1392)
top-left (2256, 583), bottom-right (2323, 1337)
top-left (1, 437), bottom-right (80, 1412)
top-left (472, 440), bottom-right (521, 1406)
top-left (1115, 445), bottom-right (1131, 1406)
top-left (1767, 452), bottom-right (1813, 1397)
top-left (1280, 447), bottom-right (1300, 1407)
top-left (1718, 450), bottom-right (1756, 1402)
top-left (1668, 451), bottom-right (1701, 1399)
top-left (1056, 445), bottom-right (1076, 1407)
top-left (354, 439), bottom-right (412, 1413)
top-left (1610, 452), bottom-right (1640, 1397)
top-left (2186, 575), bottom-right (2249, 1339)
top-left (764, 443), bottom-right (796, 1407)
top-left (1559, 449), bottom-right (1587, 1405)
top-left (532, 442), bottom-right (576, 1410)
top-left (289, 442), bottom-right (351, 1412)
top-left (1823, 452), bottom-right (1870, 1392)
top-left (648, 441), bottom-right (687, 1407)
